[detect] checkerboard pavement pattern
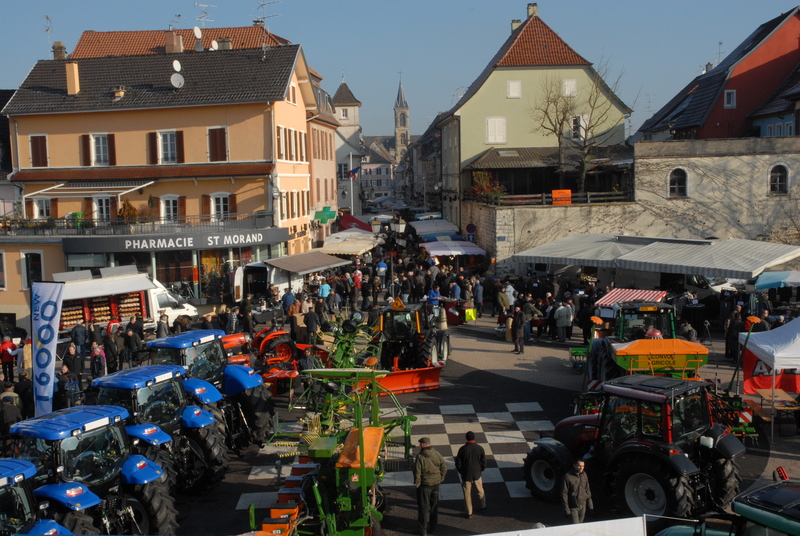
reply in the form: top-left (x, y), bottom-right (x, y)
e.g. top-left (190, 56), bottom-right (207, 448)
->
top-left (236, 402), bottom-right (554, 510)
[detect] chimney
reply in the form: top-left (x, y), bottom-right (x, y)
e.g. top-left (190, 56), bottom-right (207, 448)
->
top-left (219, 37), bottom-right (232, 50)
top-left (527, 3), bottom-right (538, 18)
top-left (65, 61), bottom-right (80, 95)
top-left (705, 62), bottom-right (714, 73)
top-left (113, 86), bottom-right (126, 100)
top-left (165, 31), bottom-right (184, 53)
top-left (511, 19), bottom-right (522, 33)
top-left (52, 41), bottom-right (67, 60)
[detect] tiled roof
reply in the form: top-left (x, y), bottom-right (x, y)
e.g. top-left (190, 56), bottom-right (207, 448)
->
top-left (11, 162), bottom-right (274, 182)
top-left (749, 62), bottom-right (800, 118)
top-left (496, 16), bottom-right (589, 67)
top-left (464, 145), bottom-right (633, 170)
top-left (332, 82), bottom-right (361, 106)
top-left (70, 27), bottom-right (290, 58)
top-left (0, 90), bottom-right (14, 172)
top-left (639, 8), bottom-right (798, 133)
top-left (2, 46), bottom-right (301, 115)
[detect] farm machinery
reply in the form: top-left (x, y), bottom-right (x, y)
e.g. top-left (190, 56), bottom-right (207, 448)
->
top-left (0, 458), bottom-right (75, 535)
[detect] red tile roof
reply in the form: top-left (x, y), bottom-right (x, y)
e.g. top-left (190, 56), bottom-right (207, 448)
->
top-left (496, 16), bottom-right (589, 67)
top-left (12, 163), bottom-right (274, 182)
top-left (70, 26), bottom-right (290, 58)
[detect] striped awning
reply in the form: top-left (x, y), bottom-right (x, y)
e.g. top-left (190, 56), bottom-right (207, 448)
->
top-left (594, 288), bottom-right (668, 307)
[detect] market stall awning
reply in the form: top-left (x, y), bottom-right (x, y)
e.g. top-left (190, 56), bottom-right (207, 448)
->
top-left (320, 229), bottom-right (383, 256)
top-left (421, 240), bottom-right (486, 257)
top-left (265, 250), bottom-right (352, 275)
top-left (408, 220), bottom-right (459, 235)
top-left (594, 288), bottom-right (668, 307)
top-left (54, 272), bottom-right (157, 301)
top-left (419, 233), bottom-right (464, 242)
top-left (749, 271), bottom-right (800, 290)
top-left (514, 233), bottom-right (800, 280)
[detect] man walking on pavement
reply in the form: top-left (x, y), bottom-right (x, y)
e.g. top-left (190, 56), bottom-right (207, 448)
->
top-left (455, 431), bottom-right (486, 518)
top-left (562, 460), bottom-right (593, 524)
top-left (414, 437), bottom-right (447, 536)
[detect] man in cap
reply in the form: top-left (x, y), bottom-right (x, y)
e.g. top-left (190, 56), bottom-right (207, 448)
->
top-left (414, 437), bottom-right (447, 536)
top-left (455, 431), bottom-right (486, 518)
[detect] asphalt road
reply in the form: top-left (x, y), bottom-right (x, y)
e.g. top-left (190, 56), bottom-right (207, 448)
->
top-left (173, 352), bottom-right (769, 536)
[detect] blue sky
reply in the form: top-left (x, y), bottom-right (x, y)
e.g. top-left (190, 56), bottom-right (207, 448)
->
top-left (2, 1), bottom-right (798, 136)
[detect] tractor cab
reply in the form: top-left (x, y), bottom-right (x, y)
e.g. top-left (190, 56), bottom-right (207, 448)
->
top-left (147, 330), bottom-right (228, 386)
top-left (615, 301), bottom-right (676, 342)
top-left (0, 459), bottom-right (72, 536)
top-left (376, 300), bottom-right (447, 371)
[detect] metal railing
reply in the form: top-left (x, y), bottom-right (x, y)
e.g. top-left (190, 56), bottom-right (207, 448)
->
top-left (465, 190), bottom-right (632, 206)
top-left (0, 210), bottom-right (275, 236)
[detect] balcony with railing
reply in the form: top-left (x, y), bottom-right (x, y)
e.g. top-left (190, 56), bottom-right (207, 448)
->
top-left (0, 210), bottom-right (275, 237)
top-left (464, 190), bottom-right (633, 206)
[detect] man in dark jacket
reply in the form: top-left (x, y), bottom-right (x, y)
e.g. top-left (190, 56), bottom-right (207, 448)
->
top-left (15, 371), bottom-right (34, 419)
top-left (512, 305), bottom-right (526, 354)
top-left (562, 460), bottom-right (593, 524)
top-left (70, 320), bottom-right (89, 365)
top-left (414, 437), bottom-right (446, 536)
top-left (455, 431), bottom-right (486, 518)
top-left (1, 396), bottom-right (21, 437)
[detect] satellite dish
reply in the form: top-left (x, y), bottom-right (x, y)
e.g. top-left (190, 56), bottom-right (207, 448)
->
top-left (211, 40), bottom-right (218, 50)
top-left (170, 73), bottom-right (185, 89)
top-left (172, 60), bottom-right (182, 72)
top-left (193, 26), bottom-right (202, 39)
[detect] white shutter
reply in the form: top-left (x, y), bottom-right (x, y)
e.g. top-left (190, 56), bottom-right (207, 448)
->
top-left (486, 117), bottom-right (507, 144)
top-left (507, 80), bottom-right (521, 99)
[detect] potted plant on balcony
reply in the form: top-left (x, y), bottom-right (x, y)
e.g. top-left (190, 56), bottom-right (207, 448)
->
top-left (467, 171), bottom-right (505, 205)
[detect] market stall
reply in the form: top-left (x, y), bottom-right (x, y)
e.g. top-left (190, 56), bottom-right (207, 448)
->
top-left (320, 228), bottom-right (383, 256)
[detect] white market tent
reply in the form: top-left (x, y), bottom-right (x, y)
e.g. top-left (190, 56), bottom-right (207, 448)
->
top-left (421, 240), bottom-right (486, 256)
top-left (320, 229), bottom-right (384, 256)
top-left (408, 220), bottom-right (460, 235)
top-left (514, 233), bottom-right (800, 279)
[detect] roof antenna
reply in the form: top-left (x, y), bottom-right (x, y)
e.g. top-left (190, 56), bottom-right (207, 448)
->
top-left (194, 2), bottom-right (217, 28)
top-left (44, 14), bottom-right (53, 56)
top-left (254, 1), bottom-right (280, 25)
top-left (341, 70), bottom-right (345, 84)
top-left (171, 13), bottom-right (182, 28)
top-left (715, 41), bottom-right (726, 65)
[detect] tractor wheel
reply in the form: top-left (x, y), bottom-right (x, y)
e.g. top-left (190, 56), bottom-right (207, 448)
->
top-left (132, 477), bottom-right (179, 535)
top-left (183, 425), bottom-right (229, 493)
top-left (140, 444), bottom-right (177, 496)
top-left (200, 401), bottom-right (228, 440)
top-left (240, 383), bottom-right (274, 445)
top-left (523, 447), bottom-right (565, 501)
top-left (614, 457), bottom-right (693, 519)
top-left (53, 508), bottom-right (100, 535)
top-left (710, 457), bottom-right (740, 509)
top-left (263, 334), bottom-right (294, 361)
top-left (436, 335), bottom-right (450, 365)
top-left (416, 337), bottom-right (438, 369)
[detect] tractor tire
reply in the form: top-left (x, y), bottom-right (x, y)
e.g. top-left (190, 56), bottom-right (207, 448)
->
top-left (614, 456), bottom-right (693, 519)
top-left (263, 334), bottom-right (294, 361)
top-left (415, 337), bottom-right (438, 369)
top-left (436, 335), bottom-right (450, 365)
top-left (183, 425), bottom-right (229, 493)
top-left (140, 444), bottom-right (177, 496)
top-left (710, 457), bottom-right (740, 509)
top-left (53, 508), bottom-right (100, 535)
top-left (522, 447), bottom-right (565, 501)
top-left (200, 401), bottom-right (228, 440)
top-left (132, 477), bottom-right (179, 535)
top-left (240, 383), bottom-right (274, 445)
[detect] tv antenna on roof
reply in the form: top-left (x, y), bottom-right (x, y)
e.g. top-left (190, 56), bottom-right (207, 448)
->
top-left (171, 13), bottom-right (182, 27)
top-left (194, 2), bottom-right (217, 27)
top-left (715, 41), bottom-right (726, 64)
top-left (254, 1), bottom-right (280, 25)
top-left (44, 14), bottom-right (53, 52)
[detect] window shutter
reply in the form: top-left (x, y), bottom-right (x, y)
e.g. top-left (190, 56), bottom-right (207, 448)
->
top-left (175, 130), bottom-right (185, 163)
top-left (107, 134), bottom-right (116, 166)
top-left (110, 197), bottom-right (118, 221)
top-left (81, 134), bottom-right (91, 166)
top-left (83, 197), bottom-right (93, 219)
top-left (202, 194), bottom-right (211, 222)
top-left (24, 200), bottom-right (33, 219)
top-left (148, 132), bottom-right (158, 164)
top-left (178, 196), bottom-right (186, 222)
top-left (276, 127), bottom-right (283, 159)
top-left (209, 128), bottom-right (227, 162)
top-left (51, 198), bottom-right (59, 218)
top-left (228, 194), bottom-right (237, 217)
top-left (31, 136), bottom-right (48, 167)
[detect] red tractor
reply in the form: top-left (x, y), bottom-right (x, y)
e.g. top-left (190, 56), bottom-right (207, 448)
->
top-left (524, 375), bottom-right (745, 522)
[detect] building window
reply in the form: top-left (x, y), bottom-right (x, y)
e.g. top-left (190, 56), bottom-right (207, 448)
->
top-left (770, 165), bottom-right (788, 194)
top-left (93, 134), bottom-right (109, 165)
top-left (775, 124), bottom-right (783, 137)
top-left (95, 197), bottom-right (112, 222)
top-left (21, 251), bottom-right (43, 290)
top-left (289, 84), bottom-right (297, 105)
top-left (34, 199), bottom-right (51, 219)
top-left (669, 168), bottom-right (688, 197)
top-left (341, 108), bottom-right (348, 119)
top-left (562, 79), bottom-right (577, 98)
top-left (486, 117), bottom-right (507, 144)
top-left (208, 127), bottom-right (228, 162)
top-left (212, 194), bottom-right (230, 221)
top-left (507, 80), bottom-right (521, 99)
top-left (337, 164), bottom-right (347, 179)
top-left (787, 122), bottom-right (794, 137)
top-left (161, 131), bottom-right (177, 163)
top-left (281, 192), bottom-right (288, 220)
top-left (766, 125), bottom-right (774, 137)
top-left (30, 135), bottom-right (48, 167)
top-left (162, 195), bottom-right (180, 223)
top-left (291, 191), bottom-right (299, 219)
top-left (724, 90), bottom-right (736, 109)
top-left (572, 115), bottom-right (589, 140)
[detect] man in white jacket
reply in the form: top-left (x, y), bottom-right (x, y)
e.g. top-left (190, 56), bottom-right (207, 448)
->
top-left (554, 302), bottom-right (573, 343)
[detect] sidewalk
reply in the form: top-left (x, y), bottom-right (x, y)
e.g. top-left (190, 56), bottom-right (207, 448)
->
top-left (445, 314), bottom-right (800, 489)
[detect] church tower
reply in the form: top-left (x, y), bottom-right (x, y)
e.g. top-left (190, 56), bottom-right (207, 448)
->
top-left (394, 79), bottom-right (409, 162)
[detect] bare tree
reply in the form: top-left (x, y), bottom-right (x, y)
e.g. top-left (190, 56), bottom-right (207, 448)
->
top-left (529, 57), bottom-right (635, 193)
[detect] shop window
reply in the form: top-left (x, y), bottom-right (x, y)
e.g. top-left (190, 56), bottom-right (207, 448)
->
top-left (21, 251), bottom-right (43, 290)
top-left (669, 168), bottom-right (688, 197)
top-left (30, 135), bottom-right (48, 167)
top-left (35, 199), bottom-right (51, 219)
top-left (770, 165), bottom-right (788, 195)
top-left (208, 127), bottom-right (228, 162)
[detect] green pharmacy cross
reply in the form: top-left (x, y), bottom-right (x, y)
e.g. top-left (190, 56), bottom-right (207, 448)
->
top-left (314, 206), bottom-right (337, 224)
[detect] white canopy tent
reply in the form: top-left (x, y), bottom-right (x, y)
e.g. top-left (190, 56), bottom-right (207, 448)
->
top-left (408, 220), bottom-right (460, 235)
top-left (320, 229), bottom-right (384, 256)
top-left (421, 240), bottom-right (486, 257)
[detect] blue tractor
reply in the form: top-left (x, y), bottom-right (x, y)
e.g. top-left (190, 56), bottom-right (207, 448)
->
top-left (0, 458), bottom-right (79, 535)
top-left (11, 406), bottom-right (178, 535)
top-left (146, 330), bottom-right (273, 454)
top-left (91, 365), bottom-right (228, 493)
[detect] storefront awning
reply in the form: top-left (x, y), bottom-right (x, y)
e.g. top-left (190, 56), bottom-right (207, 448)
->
top-left (320, 229), bottom-right (383, 256)
top-left (54, 272), bottom-right (157, 301)
top-left (420, 233), bottom-right (463, 242)
top-left (265, 250), bottom-right (352, 275)
top-left (421, 240), bottom-right (486, 257)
